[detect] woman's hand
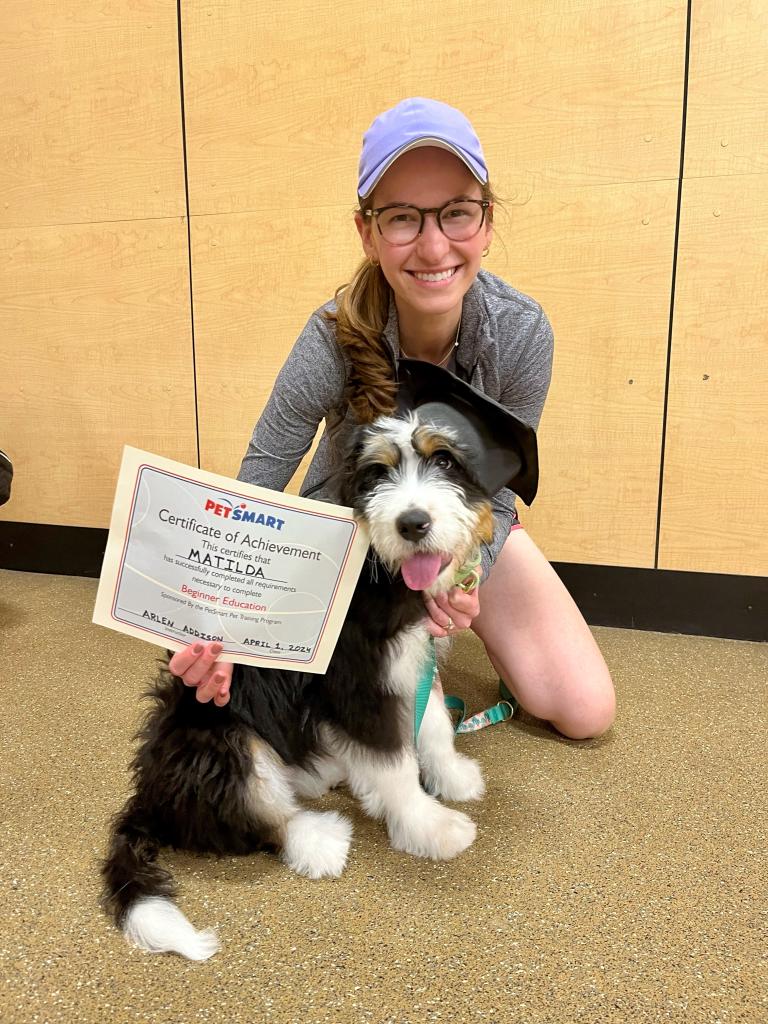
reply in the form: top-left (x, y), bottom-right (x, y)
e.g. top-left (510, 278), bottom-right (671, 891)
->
top-left (168, 642), bottom-right (233, 706)
top-left (423, 580), bottom-right (482, 638)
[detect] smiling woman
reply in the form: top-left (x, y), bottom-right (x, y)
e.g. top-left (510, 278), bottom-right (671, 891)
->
top-left (170, 97), bottom-right (616, 740)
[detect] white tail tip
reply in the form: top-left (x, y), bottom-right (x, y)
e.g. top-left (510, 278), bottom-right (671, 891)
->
top-left (123, 897), bottom-right (220, 961)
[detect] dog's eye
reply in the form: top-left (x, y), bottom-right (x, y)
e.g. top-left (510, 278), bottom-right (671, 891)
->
top-left (361, 462), bottom-right (390, 484)
top-left (431, 450), bottom-right (455, 471)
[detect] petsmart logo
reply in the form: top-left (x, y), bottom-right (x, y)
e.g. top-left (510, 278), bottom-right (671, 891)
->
top-left (204, 497), bottom-right (285, 531)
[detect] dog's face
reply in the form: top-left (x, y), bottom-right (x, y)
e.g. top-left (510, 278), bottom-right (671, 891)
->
top-left (342, 414), bottom-right (494, 594)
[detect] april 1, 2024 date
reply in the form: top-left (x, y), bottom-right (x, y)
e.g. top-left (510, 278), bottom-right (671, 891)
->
top-left (242, 638), bottom-right (312, 654)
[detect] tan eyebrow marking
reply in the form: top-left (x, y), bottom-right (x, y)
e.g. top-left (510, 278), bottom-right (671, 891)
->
top-left (411, 425), bottom-right (463, 461)
top-left (360, 434), bottom-right (401, 469)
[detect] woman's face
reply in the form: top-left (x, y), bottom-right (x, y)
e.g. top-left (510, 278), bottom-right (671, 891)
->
top-left (355, 147), bottom-right (493, 327)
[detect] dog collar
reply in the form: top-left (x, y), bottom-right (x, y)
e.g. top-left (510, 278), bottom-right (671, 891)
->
top-left (454, 550), bottom-right (481, 593)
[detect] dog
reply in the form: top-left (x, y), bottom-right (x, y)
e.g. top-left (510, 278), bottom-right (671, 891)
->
top-left (101, 412), bottom-right (494, 960)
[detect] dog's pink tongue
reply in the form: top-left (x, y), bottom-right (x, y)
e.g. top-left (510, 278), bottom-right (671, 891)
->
top-left (401, 552), bottom-right (443, 591)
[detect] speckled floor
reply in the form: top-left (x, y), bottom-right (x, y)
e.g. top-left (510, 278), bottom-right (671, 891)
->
top-left (0, 568), bottom-right (766, 1024)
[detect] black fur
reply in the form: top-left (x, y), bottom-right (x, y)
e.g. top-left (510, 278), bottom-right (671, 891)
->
top-left (101, 554), bottom-right (426, 926)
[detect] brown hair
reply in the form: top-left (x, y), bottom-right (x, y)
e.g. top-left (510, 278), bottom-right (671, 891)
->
top-left (325, 182), bottom-right (497, 424)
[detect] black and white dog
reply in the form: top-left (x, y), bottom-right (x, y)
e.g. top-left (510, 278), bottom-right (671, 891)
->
top-left (102, 413), bottom-right (496, 960)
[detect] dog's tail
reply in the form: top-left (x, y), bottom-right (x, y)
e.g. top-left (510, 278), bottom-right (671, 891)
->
top-left (101, 800), bottom-right (220, 961)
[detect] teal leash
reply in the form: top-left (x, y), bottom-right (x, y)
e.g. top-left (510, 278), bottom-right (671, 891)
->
top-left (412, 551), bottom-right (519, 742)
top-left (413, 639), bottom-right (518, 742)
top-left (413, 638), bottom-right (438, 743)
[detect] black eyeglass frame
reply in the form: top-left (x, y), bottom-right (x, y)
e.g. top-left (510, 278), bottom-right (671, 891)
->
top-left (363, 199), bottom-right (490, 245)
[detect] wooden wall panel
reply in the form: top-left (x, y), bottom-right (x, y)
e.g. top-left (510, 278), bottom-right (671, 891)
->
top-left (0, 2), bottom-right (195, 529)
top-left (658, 175), bottom-right (768, 575)
top-left (0, 220), bottom-right (198, 527)
top-left (184, 0), bottom-right (687, 565)
top-left (181, 1), bottom-right (685, 214)
top-left (1, 0), bottom-right (762, 579)
top-left (658, 2), bottom-right (768, 575)
top-left (683, 0), bottom-right (768, 179)
top-left (500, 181), bottom-right (678, 567)
top-left (0, 1), bottom-right (186, 227)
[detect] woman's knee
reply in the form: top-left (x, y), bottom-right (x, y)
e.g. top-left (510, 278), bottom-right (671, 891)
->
top-left (550, 679), bottom-right (616, 740)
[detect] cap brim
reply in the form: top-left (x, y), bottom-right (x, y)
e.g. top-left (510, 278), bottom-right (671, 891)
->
top-left (396, 359), bottom-right (539, 504)
top-left (358, 138), bottom-right (488, 200)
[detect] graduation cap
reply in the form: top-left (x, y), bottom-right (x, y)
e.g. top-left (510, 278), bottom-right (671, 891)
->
top-left (396, 358), bottom-right (539, 505)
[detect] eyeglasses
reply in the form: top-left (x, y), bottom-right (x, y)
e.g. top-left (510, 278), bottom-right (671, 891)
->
top-left (364, 199), bottom-right (490, 246)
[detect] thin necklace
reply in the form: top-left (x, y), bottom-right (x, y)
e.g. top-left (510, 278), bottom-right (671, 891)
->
top-left (400, 316), bottom-right (461, 368)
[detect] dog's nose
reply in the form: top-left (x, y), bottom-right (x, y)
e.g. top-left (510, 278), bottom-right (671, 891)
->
top-left (396, 509), bottom-right (432, 542)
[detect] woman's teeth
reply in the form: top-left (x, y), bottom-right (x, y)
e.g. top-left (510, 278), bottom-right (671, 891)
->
top-left (411, 268), bottom-right (456, 282)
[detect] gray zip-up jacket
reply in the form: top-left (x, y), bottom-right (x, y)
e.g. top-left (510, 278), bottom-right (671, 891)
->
top-left (238, 269), bottom-right (553, 578)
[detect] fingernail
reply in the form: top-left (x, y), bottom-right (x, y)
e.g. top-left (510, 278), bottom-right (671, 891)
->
top-left (193, 643), bottom-right (204, 654)
top-left (211, 642), bottom-right (223, 654)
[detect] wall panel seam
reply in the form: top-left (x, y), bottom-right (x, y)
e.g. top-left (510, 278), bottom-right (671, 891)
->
top-left (176, 0), bottom-right (201, 469)
top-left (654, 0), bottom-right (692, 569)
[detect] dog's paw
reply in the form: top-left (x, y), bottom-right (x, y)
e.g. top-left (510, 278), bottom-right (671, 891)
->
top-left (390, 801), bottom-right (476, 860)
top-left (422, 754), bottom-right (485, 802)
top-left (281, 810), bottom-right (352, 879)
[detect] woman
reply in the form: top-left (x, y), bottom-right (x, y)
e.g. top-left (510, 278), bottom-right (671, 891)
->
top-left (171, 97), bottom-right (615, 740)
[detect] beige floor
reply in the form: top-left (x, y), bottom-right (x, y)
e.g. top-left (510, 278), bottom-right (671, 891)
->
top-left (0, 568), bottom-right (766, 1024)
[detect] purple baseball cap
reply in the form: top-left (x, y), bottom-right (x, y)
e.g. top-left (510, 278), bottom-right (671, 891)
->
top-left (358, 97), bottom-right (488, 200)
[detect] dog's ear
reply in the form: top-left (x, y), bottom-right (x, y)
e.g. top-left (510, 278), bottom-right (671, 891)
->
top-left (397, 359), bottom-right (539, 504)
top-left (338, 425), bottom-right (372, 508)
top-left (297, 427), bottom-right (370, 506)
top-left (342, 423), bottom-right (370, 463)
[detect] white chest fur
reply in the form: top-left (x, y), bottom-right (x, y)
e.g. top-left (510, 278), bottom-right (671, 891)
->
top-left (382, 625), bottom-right (431, 701)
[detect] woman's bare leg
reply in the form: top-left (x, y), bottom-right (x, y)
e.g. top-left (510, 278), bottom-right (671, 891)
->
top-left (472, 529), bottom-right (616, 739)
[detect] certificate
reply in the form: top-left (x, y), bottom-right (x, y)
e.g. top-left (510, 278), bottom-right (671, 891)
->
top-left (93, 447), bottom-right (370, 673)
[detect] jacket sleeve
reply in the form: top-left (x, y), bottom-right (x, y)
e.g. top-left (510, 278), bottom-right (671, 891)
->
top-left (480, 307), bottom-right (554, 579)
top-left (237, 312), bottom-right (346, 491)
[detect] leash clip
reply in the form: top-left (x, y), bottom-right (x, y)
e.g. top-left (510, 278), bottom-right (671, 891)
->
top-left (444, 693), bottom-right (517, 734)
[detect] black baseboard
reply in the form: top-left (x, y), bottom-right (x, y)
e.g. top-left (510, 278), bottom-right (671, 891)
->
top-left (1, 521), bottom-right (765, 642)
top-left (554, 562), bottom-right (766, 642)
top-left (1, 521), bottom-right (109, 578)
